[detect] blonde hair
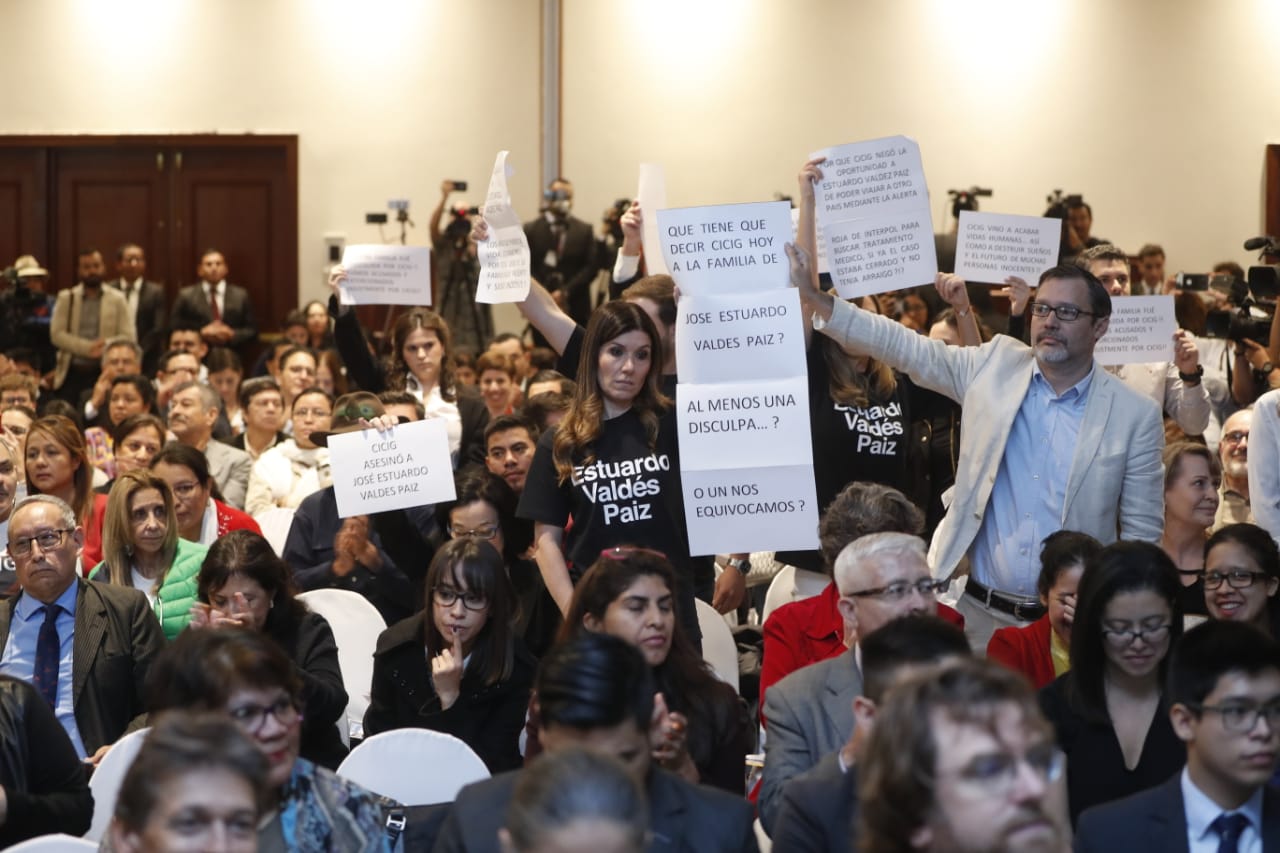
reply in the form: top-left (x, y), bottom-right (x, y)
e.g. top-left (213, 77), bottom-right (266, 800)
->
top-left (101, 470), bottom-right (179, 589)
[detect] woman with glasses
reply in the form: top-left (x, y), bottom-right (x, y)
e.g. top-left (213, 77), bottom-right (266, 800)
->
top-left (548, 547), bottom-right (751, 793)
top-left (438, 469), bottom-right (559, 658)
top-left (364, 537), bottom-right (535, 773)
top-left (192, 529), bottom-right (349, 770)
top-left (1202, 522), bottom-right (1280, 635)
top-left (1038, 541), bottom-right (1185, 824)
top-left (207, 347), bottom-right (245, 436)
top-left (149, 443), bottom-right (261, 546)
top-left (89, 470), bottom-right (208, 640)
top-left (146, 627), bottom-right (386, 852)
top-left (245, 386), bottom-right (333, 517)
top-left (1160, 441), bottom-right (1221, 617)
top-left (277, 346), bottom-right (318, 412)
top-left (988, 530), bottom-right (1102, 689)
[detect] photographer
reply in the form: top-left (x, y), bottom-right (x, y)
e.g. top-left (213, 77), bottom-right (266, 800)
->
top-left (430, 179), bottom-right (490, 352)
top-left (0, 256), bottom-right (57, 381)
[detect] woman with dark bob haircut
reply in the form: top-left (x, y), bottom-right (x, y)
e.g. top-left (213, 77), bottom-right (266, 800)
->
top-left (192, 529), bottom-right (349, 770)
top-left (552, 546), bottom-right (751, 793)
top-left (1203, 521), bottom-right (1280, 636)
top-left (146, 628), bottom-right (386, 852)
top-left (1038, 541), bottom-right (1185, 824)
top-left (364, 537), bottom-right (536, 773)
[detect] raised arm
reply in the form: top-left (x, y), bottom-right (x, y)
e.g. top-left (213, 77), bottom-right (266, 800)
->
top-left (471, 217), bottom-right (576, 354)
top-left (934, 273), bottom-right (982, 346)
top-left (794, 159), bottom-right (825, 350)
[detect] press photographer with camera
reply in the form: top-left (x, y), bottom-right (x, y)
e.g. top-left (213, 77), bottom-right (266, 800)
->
top-left (0, 256), bottom-right (57, 383)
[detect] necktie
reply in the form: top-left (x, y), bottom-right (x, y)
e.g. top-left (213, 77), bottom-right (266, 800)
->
top-left (32, 604), bottom-right (61, 708)
top-left (208, 285), bottom-right (222, 322)
top-left (1211, 812), bottom-right (1249, 853)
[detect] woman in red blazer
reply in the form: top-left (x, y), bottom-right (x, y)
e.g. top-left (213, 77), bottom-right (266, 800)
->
top-left (986, 530), bottom-right (1102, 688)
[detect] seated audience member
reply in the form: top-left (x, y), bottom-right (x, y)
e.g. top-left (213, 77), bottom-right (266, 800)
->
top-left (206, 346), bottom-right (245, 435)
top-left (1076, 620), bottom-right (1280, 851)
top-left (987, 530), bottom-right (1102, 690)
top-left (0, 441), bottom-right (17, 589)
top-left (149, 443), bottom-right (261, 546)
top-left (484, 413), bottom-right (538, 495)
top-left (525, 369), bottom-right (574, 400)
top-left (83, 373), bottom-right (155, 479)
top-left (476, 350), bottom-right (519, 420)
top-left (487, 332), bottom-right (532, 387)
top-left (760, 482), bottom-right (964, 715)
top-left (283, 392), bottom-right (434, 624)
top-left (376, 389), bottom-right (425, 423)
top-left (245, 386), bottom-right (333, 516)
top-left (146, 627), bottom-right (385, 851)
top-left (438, 469), bottom-right (557, 656)
top-left (1215, 408), bottom-right (1253, 530)
top-left (365, 538), bottom-right (535, 772)
top-left (83, 412), bottom-right (168, 564)
top-left (24, 415), bottom-right (93, 532)
top-left (759, 531), bottom-right (948, 832)
top-left (520, 390), bottom-right (570, 431)
top-left (859, 658), bottom-right (1070, 853)
top-left (0, 495), bottom-right (165, 762)
top-left (501, 748), bottom-right (648, 853)
top-left (229, 376), bottom-right (288, 461)
top-left (1039, 541), bottom-right (1186, 824)
top-left (107, 711), bottom-right (267, 853)
top-left (0, 674), bottom-right (93, 845)
top-left (434, 631), bottom-right (757, 853)
top-left (153, 347), bottom-right (202, 411)
top-left (1162, 441), bottom-right (1221, 617)
top-left (80, 337), bottom-right (143, 427)
top-left (90, 470), bottom-right (208, 639)
top-left (192, 529), bottom-right (348, 769)
top-left (166, 324), bottom-right (210, 362)
top-left (254, 336), bottom-right (295, 382)
top-left (277, 345), bottom-right (318, 411)
top-left (771, 614), bottom-right (970, 853)
top-left (0, 374), bottom-right (38, 412)
top-left (554, 547), bottom-right (751, 793)
top-left (316, 348), bottom-right (348, 397)
top-left (1203, 523), bottom-right (1280, 636)
top-left (169, 380), bottom-right (253, 508)
top-left (453, 350), bottom-right (478, 387)
top-left (303, 299), bottom-right (334, 351)
top-left (0, 405), bottom-right (34, 489)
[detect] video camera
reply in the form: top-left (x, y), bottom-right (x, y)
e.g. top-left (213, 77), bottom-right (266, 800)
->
top-left (1203, 236), bottom-right (1280, 342)
top-left (948, 186), bottom-right (992, 219)
top-left (444, 205), bottom-right (480, 240)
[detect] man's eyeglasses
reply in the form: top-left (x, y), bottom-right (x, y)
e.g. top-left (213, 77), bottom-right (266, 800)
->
top-left (1202, 569), bottom-right (1272, 590)
top-left (956, 744), bottom-right (1066, 795)
top-left (845, 578), bottom-right (947, 601)
top-left (1189, 701), bottom-right (1280, 733)
top-left (228, 696), bottom-right (301, 734)
top-left (1222, 431), bottom-right (1250, 445)
top-left (1029, 301), bottom-right (1102, 323)
top-left (433, 586), bottom-right (488, 611)
top-left (9, 528), bottom-right (71, 558)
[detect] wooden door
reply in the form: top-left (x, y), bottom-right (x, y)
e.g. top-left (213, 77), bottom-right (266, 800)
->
top-left (0, 147), bottom-right (49, 280)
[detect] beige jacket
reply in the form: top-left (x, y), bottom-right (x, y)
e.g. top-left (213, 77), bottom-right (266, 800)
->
top-left (49, 284), bottom-right (135, 389)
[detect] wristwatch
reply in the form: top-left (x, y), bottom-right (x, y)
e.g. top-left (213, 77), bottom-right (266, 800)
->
top-left (724, 557), bottom-right (748, 573)
top-left (1178, 365), bottom-right (1204, 385)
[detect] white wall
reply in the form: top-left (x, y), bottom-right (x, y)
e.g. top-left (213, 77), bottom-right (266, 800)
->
top-left (562, 0), bottom-right (1280, 275)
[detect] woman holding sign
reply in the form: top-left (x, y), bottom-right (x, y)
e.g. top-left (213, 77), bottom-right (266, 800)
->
top-left (518, 300), bottom-right (709, 645)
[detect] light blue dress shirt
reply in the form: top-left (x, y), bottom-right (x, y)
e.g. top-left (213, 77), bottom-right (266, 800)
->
top-left (1182, 766), bottom-right (1263, 853)
top-left (0, 581), bottom-right (87, 758)
top-left (969, 365), bottom-right (1093, 597)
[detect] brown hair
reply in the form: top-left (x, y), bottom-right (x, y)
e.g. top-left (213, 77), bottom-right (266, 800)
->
top-left (25, 415), bottom-right (92, 523)
top-left (317, 349), bottom-right (349, 397)
top-left (387, 308), bottom-right (456, 402)
top-left (101, 471), bottom-right (179, 587)
top-left (476, 350), bottom-right (518, 379)
top-left (1163, 440), bottom-right (1220, 492)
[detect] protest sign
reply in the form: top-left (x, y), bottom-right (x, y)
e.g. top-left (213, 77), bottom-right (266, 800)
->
top-left (677, 378), bottom-right (812, 469)
top-left (954, 211), bottom-right (1061, 283)
top-left (821, 211), bottom-right (937, 298)
top-left (329, 418), bottom-right (456, 518)
top-left (477, 150), bottom-right (531, 303)
top-left (675, 289), bottom-right (807, 384)
top-left (1093, 295), bottom-right (1177, 365)
top-left (681, 465), bottom-right (819, 555)
top-left (810, 135), bottom-right (929, 222)
top-left (656, 201), bottom-right (792, 293)
top-left (338, 245), bottom-right (432, 306)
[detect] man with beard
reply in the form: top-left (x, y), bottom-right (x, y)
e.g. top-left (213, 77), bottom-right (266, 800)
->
top-left (1215, 408), bottom-right (1253, 530)
top-left (49, 249), bottom-right (134, 406)
top-left (791, 224), bottom-right (1163, 650)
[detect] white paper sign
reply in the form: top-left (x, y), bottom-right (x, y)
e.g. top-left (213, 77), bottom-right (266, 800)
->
top-left (681, 465), bottom-right (819, 555)
top-left (792, 207), bottom-right (829, 275)
top-left (677, 378), bottom-right (812, 469)
top-left (1094, 295), bottom-right (1177, 365)
top-left (638, 163), bottom-right (669, 275)
top-left (338, 245), bottom-right (432, 306)
top-left (329, 418), bottom-right (456, 518)
top-left (656, 201), bottom-right (792, 293)
top-left (477, 150), bottom-right (531, 304)
top-left (954, 211), bottom-right (1061, 283)
top-left (811, 136), bottom-right (929, 222)
top-left (676, 289), bottom-right (807, 384)
top-left (821, 211), bottom-right (938, 298)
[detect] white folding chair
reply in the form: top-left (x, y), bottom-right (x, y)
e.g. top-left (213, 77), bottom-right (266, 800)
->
top-left (695, 598), bottom-right (739, 692)
top-left (8, 835), bottom-right (97, 852)
top-left (84, 727), bottom-right (150, 842)
top-left (760, 566), bottom-right (830, 624)
top-left (337, 729), bottom-right (489, 805)
top-left (295, 589), bottom-right (386, 741)
top-left (254, 505), bottom-right (297, 557)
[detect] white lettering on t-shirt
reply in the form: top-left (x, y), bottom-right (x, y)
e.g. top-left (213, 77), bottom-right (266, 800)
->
top-left (571, 453), bottom-right (671, 526)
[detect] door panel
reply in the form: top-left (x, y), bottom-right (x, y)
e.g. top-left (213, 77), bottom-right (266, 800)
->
top-left (0, 147), bottom-right (48, 278)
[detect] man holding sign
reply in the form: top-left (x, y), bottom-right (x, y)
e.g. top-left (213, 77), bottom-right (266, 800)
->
top-left (789, 184), bottom-right (1163, 649)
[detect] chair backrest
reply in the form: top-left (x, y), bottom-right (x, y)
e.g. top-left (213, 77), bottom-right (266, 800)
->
top-left (84, 726), bottom-right (151, 842)
top-left (761, 566), bottom-right (797, 624)
top-left (254, 505), bottom-right (297, 557)
top-left (8, 835), bottom-right (98, 852)
top-left (694, 598), bottom-right (739, 691)
top-left (337, 728), bottom-right (489, 805)
top-left (295, 589), bottom-right (387, 740)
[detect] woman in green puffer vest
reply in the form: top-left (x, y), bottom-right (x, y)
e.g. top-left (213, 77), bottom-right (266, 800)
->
top-left (90, 469), bottom-right (208, 639)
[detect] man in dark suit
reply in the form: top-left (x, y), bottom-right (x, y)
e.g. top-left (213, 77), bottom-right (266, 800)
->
top-left (107, 243), bottom-right (167, 374)
top-left (771, 614), bottom-right (970, 853)
top-left (1076, 620), bottom-right (1280, 852)
top-left (524, 178), bottom-right (598, 328)
top-left (434, 632), bottom-right (758, 853)
top-left (0, 495), bottom-right (164, 764)
top-left (170, 249), bottom-right (257, 350)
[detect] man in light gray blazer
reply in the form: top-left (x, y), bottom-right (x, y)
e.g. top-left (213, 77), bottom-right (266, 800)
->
top-left (169, 380), bottom-right (251, 509)
top-left (791, 232), bottom-right (1163, 651)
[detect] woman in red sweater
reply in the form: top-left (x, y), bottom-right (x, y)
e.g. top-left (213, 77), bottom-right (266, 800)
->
top-left (986, 530), bottom-right (1101, 688)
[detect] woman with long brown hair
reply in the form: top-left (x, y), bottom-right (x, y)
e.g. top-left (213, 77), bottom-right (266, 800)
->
top-left (24, 414), bottom-right (92, 529)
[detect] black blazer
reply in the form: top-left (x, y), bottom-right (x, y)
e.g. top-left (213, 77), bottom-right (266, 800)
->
top-left (434, 765), bottom-right (759, 853)
top-left (524, 214), bottom-right (598, 324)
top-left (1075, 775), bottom-right (1280, 852)
top-left (107, 278), bottom-right (167, 371)
top-left (0, 580), bottom-right (165, 754)
top-left (275, 609), bottom-right (349, 770)
top-left (363, 612), bottom-right (536, 773)
top-left (170, 282), bottom-right (257, 348)
top-left (771, 752), bottom-right (855, 853)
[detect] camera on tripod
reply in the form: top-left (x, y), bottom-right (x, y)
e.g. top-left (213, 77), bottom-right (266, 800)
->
top-left (1203, 235), bottom-right (1280, 342)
